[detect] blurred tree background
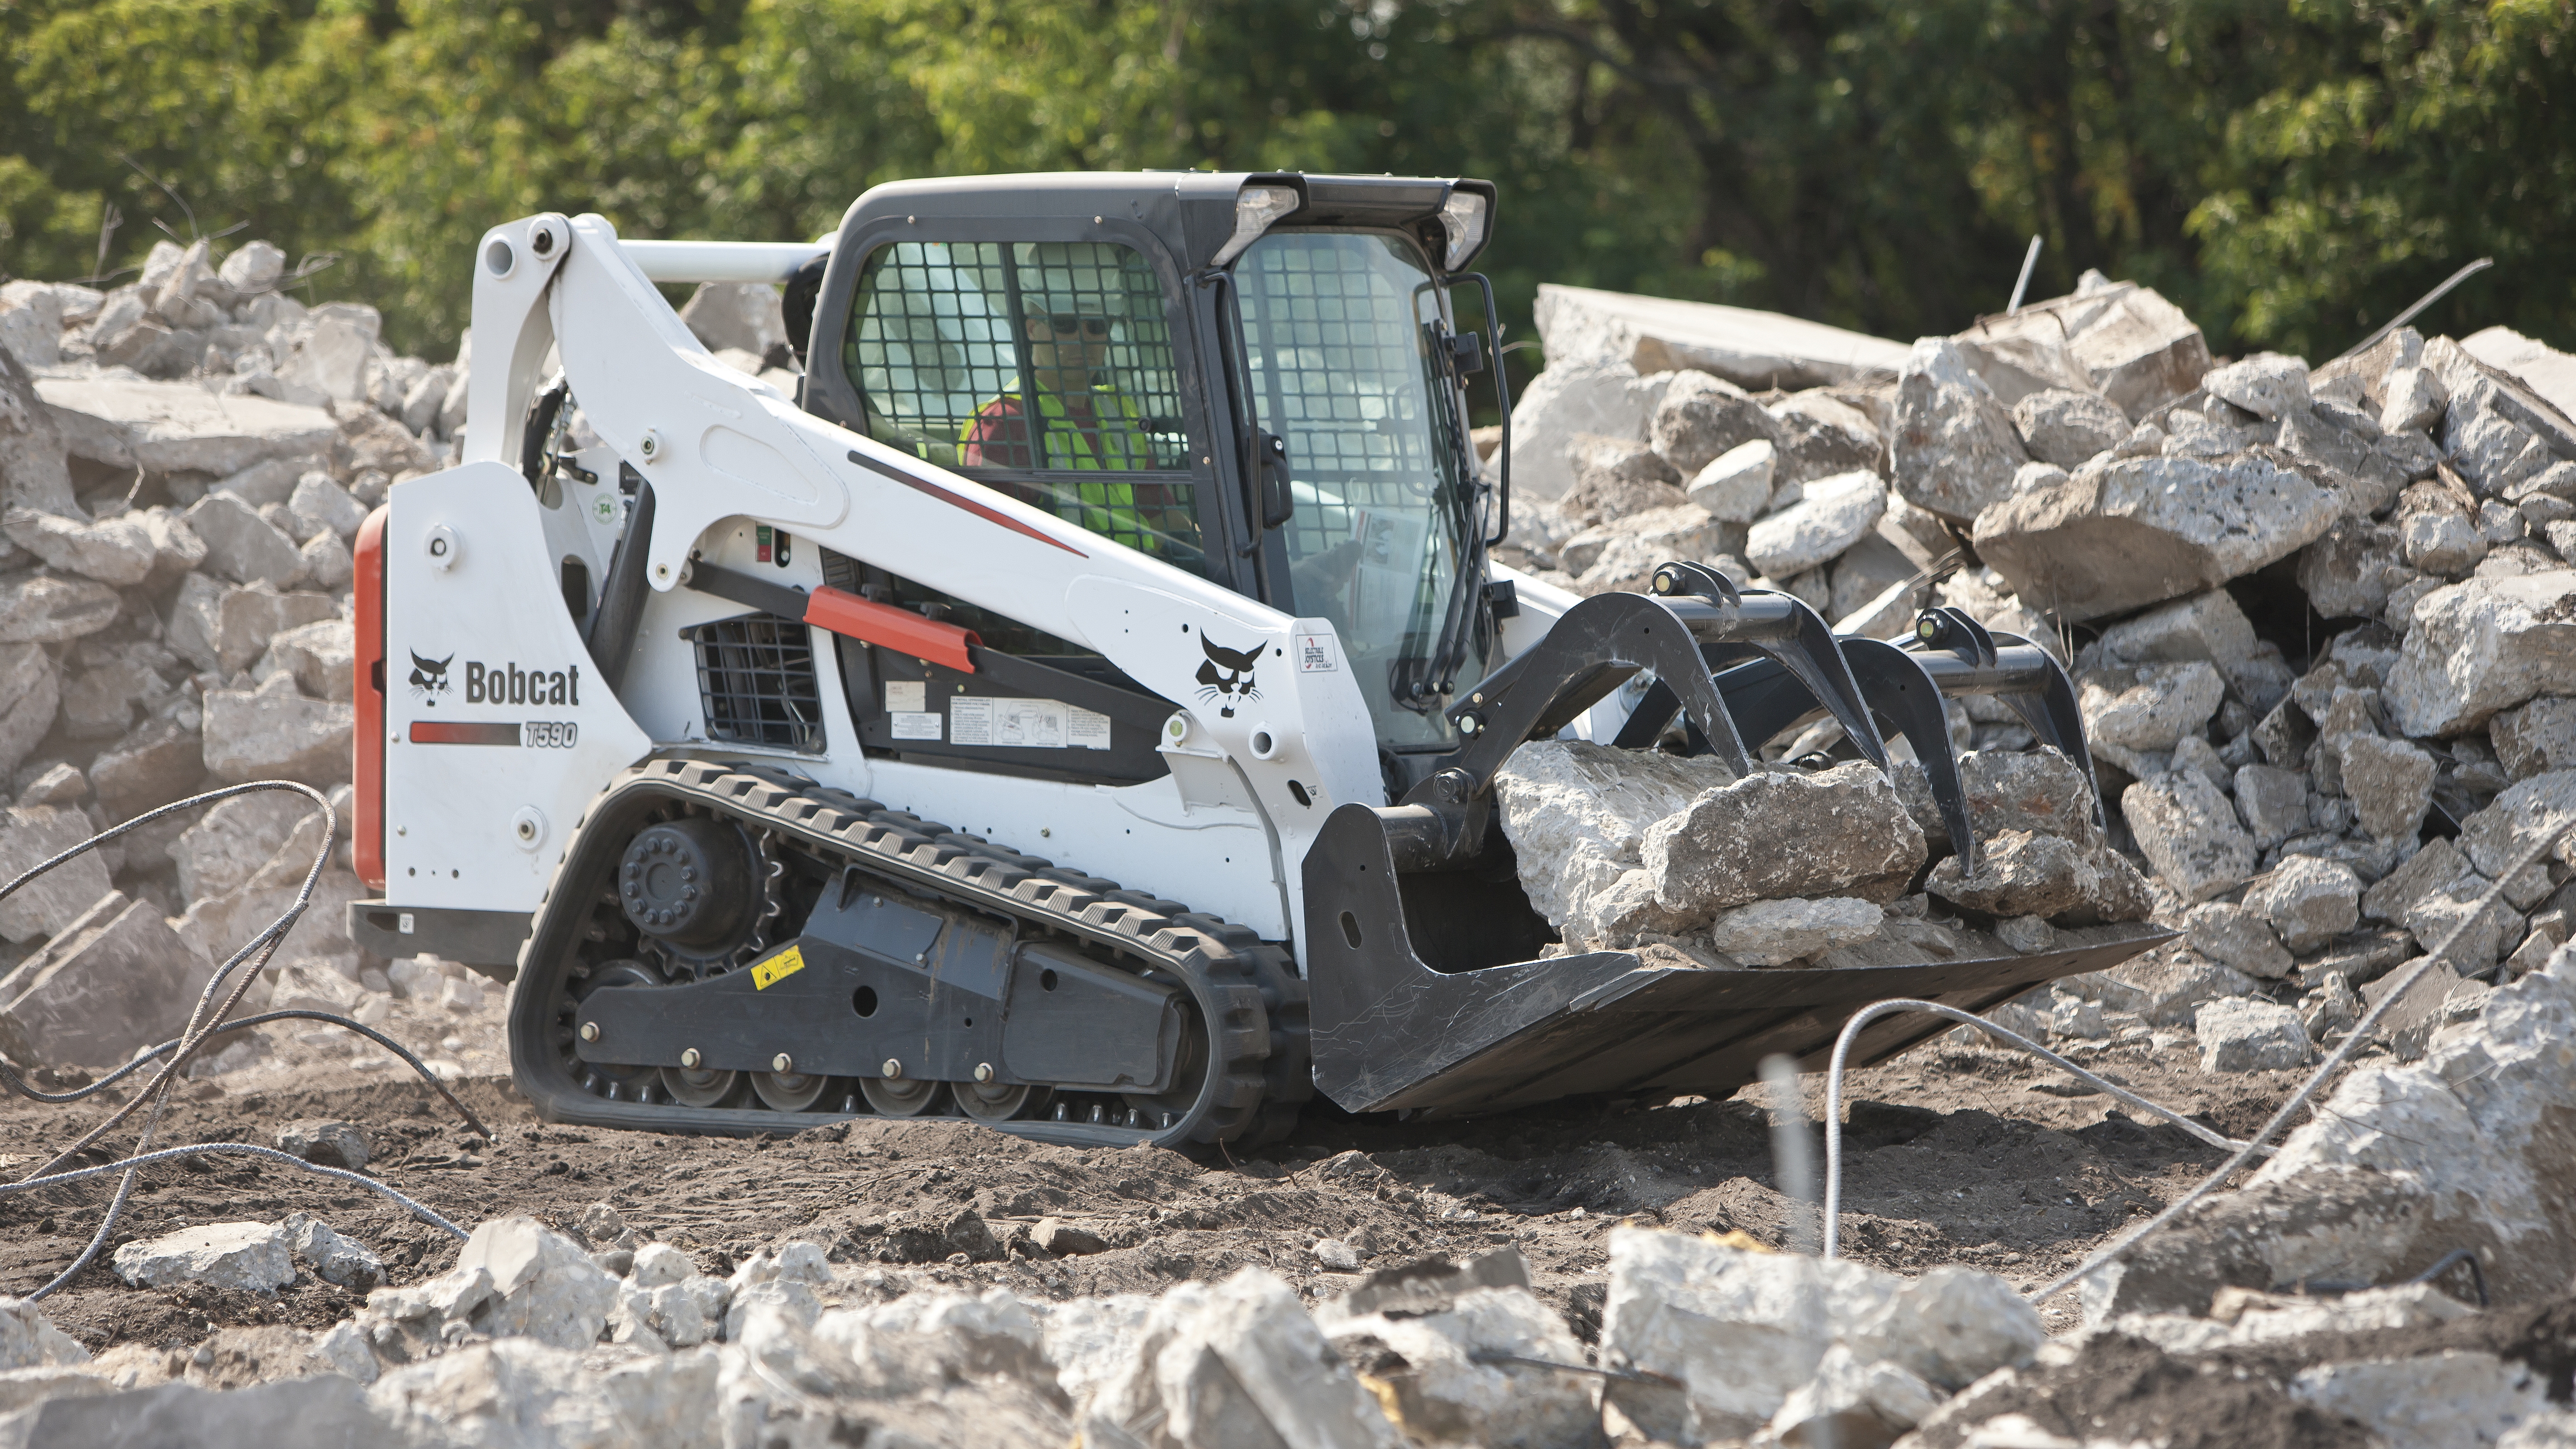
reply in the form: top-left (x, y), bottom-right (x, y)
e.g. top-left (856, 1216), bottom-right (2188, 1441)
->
top-left (0, 0), bottom-right (2566, 373)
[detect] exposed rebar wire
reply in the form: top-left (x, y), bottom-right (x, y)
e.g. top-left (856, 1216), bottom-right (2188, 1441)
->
top-left (2335, 259), bottom-right (2496, 364)
top-left (2007, 235), bottom-right (2043, 315)
top-left (0, 780), bottom-right (473, 1297)
top-left (0, 1144), bottom-right (469, 1239)
top-left (2029, 819), bottom-right (2569, 1308)
top-left (1819, 997), bottom-right (2274, 1261)
top-left (5, 1009), bottom-right (489, 1138)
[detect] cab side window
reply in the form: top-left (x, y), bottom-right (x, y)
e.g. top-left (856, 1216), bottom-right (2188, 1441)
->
top-left (843, 241), bottom-right (1203, 568)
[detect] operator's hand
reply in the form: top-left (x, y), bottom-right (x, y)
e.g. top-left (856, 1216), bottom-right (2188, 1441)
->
top-left (1289, 539), bottom-right (1363, 610)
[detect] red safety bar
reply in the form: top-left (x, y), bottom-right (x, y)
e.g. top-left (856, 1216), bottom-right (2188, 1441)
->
top-left (804, 586), bottom-right (981, 673)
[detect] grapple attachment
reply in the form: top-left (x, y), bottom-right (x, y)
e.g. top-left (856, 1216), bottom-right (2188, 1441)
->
top-left (1296, 564), bottom-right (2166, 1119)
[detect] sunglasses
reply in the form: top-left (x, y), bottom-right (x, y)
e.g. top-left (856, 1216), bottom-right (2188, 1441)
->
top-left (1036, 314), bottom-right (1113, 339)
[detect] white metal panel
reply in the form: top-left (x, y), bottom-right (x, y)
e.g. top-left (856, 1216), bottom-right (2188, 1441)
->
top-left (381, 463), bottom-right (655, 912)
top-left (619, 240), bottom-right (828, 284)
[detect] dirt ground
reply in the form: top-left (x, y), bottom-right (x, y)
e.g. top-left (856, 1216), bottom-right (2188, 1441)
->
top-left (1, 977), bottom-right (2322, 1357)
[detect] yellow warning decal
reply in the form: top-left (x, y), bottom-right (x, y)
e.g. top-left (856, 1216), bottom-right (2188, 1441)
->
top-left (751, 946), bottom-right (807, 990)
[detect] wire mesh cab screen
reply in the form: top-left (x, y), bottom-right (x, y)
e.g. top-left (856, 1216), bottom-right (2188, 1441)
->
top-left (683, 614), bottom-right (826, 755)
top-left (841, 240), bottom-right (1204, 570)
top-left (1238, 231), bottom-right (1480, 751)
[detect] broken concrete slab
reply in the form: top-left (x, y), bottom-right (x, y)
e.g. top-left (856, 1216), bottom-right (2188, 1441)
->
top-left (2385, 571), bottom-right (2576, 735)
top-left (1643, 762), bottom-right (1927, 918)
top-left (283, 1213), bottom-right (384, 1293)
top-left (2340, 733), bottom-right (2437, 841)
top-left (1924, 829), bottom-right (2154, 926)
top-left (0, 889), bottom-right (214, 1066)
top-left (1504, 359), bottom-right (1675, 503)
top-left (202, 683), bottom-right (354, 786)
top-left (1650, 369), bottom-right (1782, 477)
top-left (2185, 902), bottom-right (2294, 980)
top-left (0, 804), bottom-right (116, 944)
top-left (112, 1223), bottom-right (296, 1293)
top-left (0, 569), bottom-right (121, 645)
top-left (276, 1120), bottom-right (369, 1171)
top-left (0, 344), bottom-right (80, 518)
top-left (2196, 996), bottom-right (2313, 1072)
top-left (1078, 1267), bottom-right (1401, 1449)
top-left (185, 493), bottom-right (306, 588)
top-left (2124, 770), bottom-right (2259, 903)
top-left (1494, 739), bottom-right (1737, 928)
top-left (1533, 282), bottom-right (1910, 391)
top-left (2247, 855), bottom-right (2364, 953)
top-left (34, 375), bottom-right (337, 476)
top-left (2011, 387), bottom-right (2132, 470)
top-left (255, 617), bottom-right (355, 703)
top-left (2203, 353), bottom-right (2313, 421)
top-left (1974, 452), bottom-right (2343, 621)
top-left (1748, 470), bottom-right (1887, 578)
top-left (1893, 337), bottom-right (2031, 523)
top-left (0, 642), bottom-right (61, 783)
top-left (678, 281), bottom-right (788, 358)
top-left (1, 508), bottom-right (158, 587)
top-left (2079, 661), bottom-right (2224, 753)
top-left (1703, 895), bottom-right (1884, 966)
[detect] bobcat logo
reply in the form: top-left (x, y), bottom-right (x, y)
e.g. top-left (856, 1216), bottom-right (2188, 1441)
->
top-left (408, 651), bottom-right (453, 706)
top-left (1194, 635), bottom-right (1262, 719)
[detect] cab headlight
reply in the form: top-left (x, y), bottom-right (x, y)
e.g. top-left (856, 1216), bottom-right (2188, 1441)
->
top-left (1212, 184), bottom-right (1303, 268)
top-left (1438, 189), bottom-right (1490, 272)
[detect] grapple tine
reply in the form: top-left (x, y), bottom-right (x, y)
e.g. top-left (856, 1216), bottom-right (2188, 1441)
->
top-left (1839, 638), bottom-right (1979, 875)
top-left (1705, 585), bottom-right (1890, 774)
top-left (1446, 590), bottom-right (1755, 783)
top-left (1985, 630), bottom-right (2106, 831)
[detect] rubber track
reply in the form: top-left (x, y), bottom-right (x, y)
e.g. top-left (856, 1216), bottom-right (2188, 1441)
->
top-left (522, 757), bottom-right (1309, 1149)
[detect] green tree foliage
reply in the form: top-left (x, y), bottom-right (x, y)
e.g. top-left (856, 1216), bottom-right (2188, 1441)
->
top-left (0, 0), bottom-right (2565, 365)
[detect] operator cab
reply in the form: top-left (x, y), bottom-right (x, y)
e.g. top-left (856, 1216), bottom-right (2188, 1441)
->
top-left (798, 172), bottom-right (1507, 798)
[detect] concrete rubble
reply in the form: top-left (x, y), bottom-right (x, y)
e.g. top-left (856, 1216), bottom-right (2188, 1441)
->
top-left (5, 240), bottom-right (2576, 1447)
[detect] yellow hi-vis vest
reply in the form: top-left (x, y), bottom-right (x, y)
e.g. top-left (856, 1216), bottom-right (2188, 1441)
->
top-left (961, 386), bottom-right (1152, 542)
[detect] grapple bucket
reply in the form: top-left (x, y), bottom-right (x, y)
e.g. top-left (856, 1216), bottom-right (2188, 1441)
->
top-left (1302, 563), bottom-right (2167, 1119)
top-left (1302, 803), bottom-right (2170, 1116)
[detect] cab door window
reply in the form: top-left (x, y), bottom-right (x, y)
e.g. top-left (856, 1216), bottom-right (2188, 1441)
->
top-left (842, 241), bottom-right (1204, 570)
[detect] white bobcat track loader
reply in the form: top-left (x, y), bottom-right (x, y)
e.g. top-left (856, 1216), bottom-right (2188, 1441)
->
top-left (349, 173), bottom-right (2168, 1148)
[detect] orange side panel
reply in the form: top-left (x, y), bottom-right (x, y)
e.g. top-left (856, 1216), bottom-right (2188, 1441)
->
top-left (804, 586), bottom-right (982, 673)
top-left (353, 506), bottom-right (389, 891)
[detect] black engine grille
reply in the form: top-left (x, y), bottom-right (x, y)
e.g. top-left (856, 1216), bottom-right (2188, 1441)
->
top-left (684, 613), bottom-right (825, 754)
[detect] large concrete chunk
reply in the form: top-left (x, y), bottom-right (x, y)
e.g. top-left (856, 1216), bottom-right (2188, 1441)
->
top-left (1600, 1229), bottom-right (1904, 1443)
top-left (2299, 516), bottom-right (2411, 621)
top-left (1651, 371), bottom-right (1782, 477)
top-left (112, 1222), bottom-right (296, 1293)
top-left (34, 376), bottom-right (337, 476)
top-left (1704, 896), bottom-right (1883, 966)
top-left (2124, 771), bottom-right (2257, 902)
top-left (1643, 762), bottom-right (1926, 919)
top-left (185, 493), bottom-right (306, 588)
top-left (0, 1296), bottom-right (89, 1370)
top-left (1494, 740), bottom-right (1737, 928)
top-left (0, 805), bottom-right (115, 944)
top-left (1924, 828), bottom-right (2154, 925)
top-left (2386, 571), bottom-right (2576, 735)
top-left (1893, 338), bottom-right (2030, 522)
top-left (0, 890), bottom-right (213, 1067)
top-left (1533, 283), bottom-right (1910, 391)
top-left (2011, 387), bottom-right (2131, 469)
top-left (169, 789), bottom-right (320, 904)
top-left (2463, 325), bottom-right (2576, 427)
top-left (1973, 452), bottom-right (2342, 622)
top-left (368, 1337), bottom-right (718, 1449)
top-left (1504, 359), bottom-right (1673, 503)
top-left (1, 508), bottom-right (158, 587)
top-left (2290, 1351), bottom-right (2548, 1449)
top-left (448, 1216), bottom-right (621, 1350)
top-left (2196, 997), bottom-right (2313, 1072)
top-left (2341, 733), bottom-right (2436, 841)
top-left (257, 617), bottom-right (356, 703)
top-left (202, 683), bottom-right (354, 786)
top-left (2079, 661), bottom-right (2224, 752)
top-left (1080, 1268), bottom-right (1401, 1449)
top-left (2030, 277), bottom-right (2212, 419)
top-left (679, 281), bottom-right (788, 356)
top-left (0, 345), bottom-right (81, 517)
top-left (1321, 1282), bottom-right (1599, 1449)
top-left (0, 642), bottom-right (61, 782)
top-left (0, 569), bottom-right (121, 645)
top-left (2203, 352), bottom-right (2313, 420)
top-left (2246, 854), bottom-right (2363, 953)
top-left (2457, 771), bottom-right (2576, 884)
top-left (1748, 470), bottom-right (1886, 578)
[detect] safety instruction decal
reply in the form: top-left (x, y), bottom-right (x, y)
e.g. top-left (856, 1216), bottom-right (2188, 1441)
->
top-left (951, 696), bottom-right (1112, 750)
top-left (751, 945), bottom-right (807, 990)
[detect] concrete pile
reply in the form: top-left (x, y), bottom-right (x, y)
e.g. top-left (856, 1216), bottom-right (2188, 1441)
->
top-left (0, 247), bottom-right (790, 1071)
top-left (0, 1219), bottom-right (2072, 1449)
top-left (1500, 273), bottom-right (2576, 1082)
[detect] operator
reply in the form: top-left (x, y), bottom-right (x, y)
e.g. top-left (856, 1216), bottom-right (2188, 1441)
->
top-left (959, 292), bottom-right (1157, 544)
